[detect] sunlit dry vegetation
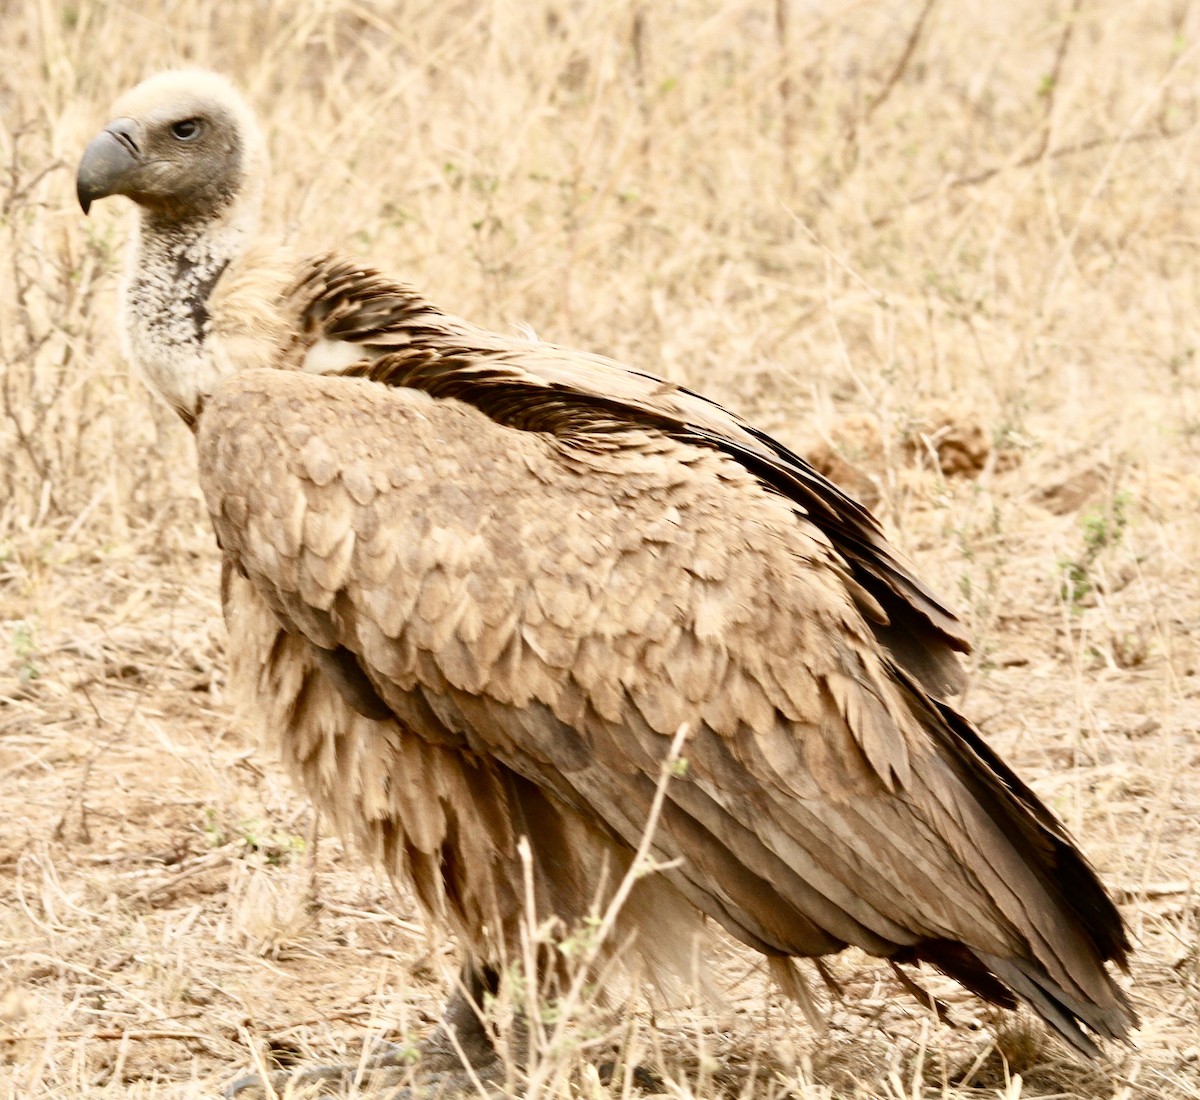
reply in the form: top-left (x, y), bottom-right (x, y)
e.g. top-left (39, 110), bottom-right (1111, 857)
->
top-left (2, 0), bottom-right (1199, 1096)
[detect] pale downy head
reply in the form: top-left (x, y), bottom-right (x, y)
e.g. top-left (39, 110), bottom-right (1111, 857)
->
top-left (77, 69), bottom-right (266, 227)
top-left (77, 71), bottom-right (285, 423)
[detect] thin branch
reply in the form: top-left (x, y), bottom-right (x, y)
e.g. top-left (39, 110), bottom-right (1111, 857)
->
top-left (775, 0), bottom-right (796, 196)
top-left (0, 1028), bottom-right (232, 1047)
top-left (1024, 0), bottom-right (1086, 165)
top-left (869, 124), bottom-right (1195, 228)
top-left (522, 722), bottom-right (691, 1100)
top-left (862, 0), bottom-right (939, 124)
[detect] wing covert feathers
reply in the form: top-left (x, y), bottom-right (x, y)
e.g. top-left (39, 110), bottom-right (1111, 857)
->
top-left (283, 254), bottom-right (970, 696)
top-left (201, 366), bottom-right (1134, 1058)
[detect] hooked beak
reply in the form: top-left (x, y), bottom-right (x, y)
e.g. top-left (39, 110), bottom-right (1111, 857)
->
top-left (76, 118), bottom-right (141, 214)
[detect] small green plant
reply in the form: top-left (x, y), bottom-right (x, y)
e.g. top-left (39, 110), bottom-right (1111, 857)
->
top-left (11, 619), bottom-right (38, 683)
top-left (239, 818), bottom-right (306, 865)
top-left (201, 805), bottom-right (228, 848)
top-left (557, 913), bottom-right (604, 961)
top-left (1059, 490), bottom-right (1131, 608)
top-left (200, 807), bottom-right (305, 864)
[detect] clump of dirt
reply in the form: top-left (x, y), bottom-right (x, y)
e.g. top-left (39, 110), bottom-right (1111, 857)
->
top-left (807, 414), bottom-right (887, 506)
top-left (902, 403), bottom-right (993, 477)
top-left (1033, 462), bottom-right (1114, 514)
top-left (806, 403), bottom-right (1006, 508)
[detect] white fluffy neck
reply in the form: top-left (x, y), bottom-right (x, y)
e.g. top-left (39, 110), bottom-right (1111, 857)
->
top-left (121, 192), bottom-right (259, 424)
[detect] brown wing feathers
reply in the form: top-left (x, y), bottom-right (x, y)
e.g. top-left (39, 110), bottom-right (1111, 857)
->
top-left (199, 361), bottom-right (1133, 1058)
top-left (292, 256), bottom-right (969, 697)
top-left (282, 258), bottom-right (1137, 1050)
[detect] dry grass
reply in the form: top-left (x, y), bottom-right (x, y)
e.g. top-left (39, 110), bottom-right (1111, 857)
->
top-left (2, 0), bottom-right (1199, 1096)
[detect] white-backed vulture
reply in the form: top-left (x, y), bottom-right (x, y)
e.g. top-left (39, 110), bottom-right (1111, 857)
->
top-left (77, 70), bottom-right (1135, 1085)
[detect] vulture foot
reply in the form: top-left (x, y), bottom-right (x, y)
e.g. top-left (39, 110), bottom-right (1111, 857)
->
top-left (223, 1032), bottom-right (501, 1100)
top-left (225, 968), bottom-right (503, 1099)
top-left (224, 1067), bottom-right (497, 1099)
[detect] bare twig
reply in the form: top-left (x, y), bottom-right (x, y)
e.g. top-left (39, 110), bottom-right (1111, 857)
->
top-left (1111, 880), bottom-right (1193, 902)
top-left (123, 847), bottom-right (238, 903)
top-left (0, 1028), bottom-right (233, 1047)
top-left (862, 0), bottom-right (940, 124)
top-left (869, 123), bottom-right (1195, 227)
top-left (775, 0), bottom-right (796, 197)
top-left (522, 723), bottom-right (691, 1100)
top-left (1024, 0), bottom-right (1086, 165)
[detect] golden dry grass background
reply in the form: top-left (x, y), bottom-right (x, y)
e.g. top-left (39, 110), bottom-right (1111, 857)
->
top-left (2, 0), bottom-right (1199, 1097)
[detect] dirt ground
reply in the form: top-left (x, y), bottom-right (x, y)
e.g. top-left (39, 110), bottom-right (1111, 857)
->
top-left (2, 2), bottom-right (1199, 1097)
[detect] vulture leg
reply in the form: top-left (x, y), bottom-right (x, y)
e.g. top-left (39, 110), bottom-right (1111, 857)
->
top-left (378, 961), bottom-right (503, 1075)
top-left (224, 962), bottom-right (504, 1099)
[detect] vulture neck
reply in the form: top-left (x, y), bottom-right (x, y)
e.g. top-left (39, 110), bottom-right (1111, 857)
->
top-left (122, 194), bottom-right (259, 426)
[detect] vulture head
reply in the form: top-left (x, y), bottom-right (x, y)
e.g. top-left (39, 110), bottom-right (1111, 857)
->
top-left (77, 70), bottom-right (264, 225)
top-left (76, 72), bottom-right (282, 421)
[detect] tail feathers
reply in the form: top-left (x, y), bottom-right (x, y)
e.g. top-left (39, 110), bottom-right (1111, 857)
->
top-left (927, 693), bottom-right (1133, 971)
top-left (888, 668), bottom-right (1137, 1057)
top-left (897, 939), bottom-right (1017, 1011)
top-left (894, 943), bottom-right (1134, 1060)
top-left (974, 950), bottom-right (1135, 1059)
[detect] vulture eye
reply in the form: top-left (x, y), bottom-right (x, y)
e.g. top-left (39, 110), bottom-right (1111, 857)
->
top-left (171, 118), bottom-right (203, 141)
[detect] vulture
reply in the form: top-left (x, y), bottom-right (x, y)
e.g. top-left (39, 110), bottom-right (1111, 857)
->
top-left (78, 70), bottom-right (1135, 1088)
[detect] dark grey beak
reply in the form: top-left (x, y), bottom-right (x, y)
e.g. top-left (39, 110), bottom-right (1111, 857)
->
top-left (76, 118), bottom-right (141, 214)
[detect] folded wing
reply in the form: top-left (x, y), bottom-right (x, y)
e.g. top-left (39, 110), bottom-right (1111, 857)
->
top-left (198, 366), bottom-right (1133, 1057)
top-left (286, 255), bottom-right (970, 696)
